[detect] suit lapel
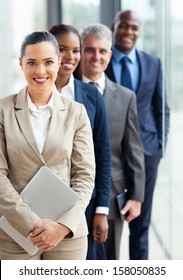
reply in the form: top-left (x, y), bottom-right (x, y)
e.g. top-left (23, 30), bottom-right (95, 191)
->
top-left (136, 50), bottom-right (145, 96)
top-left (15, 87), bottom-right (45, 163)
top-left (42, 88), bottom-right (65, 155)
top-left (105, 61), bottom-right (117, 83)
top-left (74, 79), bottom-right (87, 104)
top-left (104, 77), bottom-right (118, 116)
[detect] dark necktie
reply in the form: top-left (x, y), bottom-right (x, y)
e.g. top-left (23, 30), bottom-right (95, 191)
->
top-left (121, 56), bottom-right (132, 90)
top-left (89, 81), bottom-right (98, 87)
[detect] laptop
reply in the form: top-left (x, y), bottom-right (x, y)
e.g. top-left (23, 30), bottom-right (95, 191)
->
top-left (0, 166), bottom-right (80, 255)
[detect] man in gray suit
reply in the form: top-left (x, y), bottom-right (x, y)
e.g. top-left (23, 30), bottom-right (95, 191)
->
top-left (80, 23), bottom-right (145, 259)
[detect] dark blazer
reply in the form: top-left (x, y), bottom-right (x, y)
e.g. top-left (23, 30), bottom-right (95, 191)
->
top-left (105, 50), bottom-right (170, 158)
top-left (104, 77), bottom-right (145, 219)
top-left (74, 78), bottom-right (111, 208)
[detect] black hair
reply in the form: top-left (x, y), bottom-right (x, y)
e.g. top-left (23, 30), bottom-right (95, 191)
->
top-left (49, 23), bottom-right (80, 44)
top-left (20, 30), bottom-right (60, 58)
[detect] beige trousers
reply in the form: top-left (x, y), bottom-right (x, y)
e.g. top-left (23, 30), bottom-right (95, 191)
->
top-left (0, 236), bottom-right (87, 260)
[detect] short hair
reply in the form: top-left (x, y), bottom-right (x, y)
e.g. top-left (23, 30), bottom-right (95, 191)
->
top-left (80, 23), bottom-right (112, 50)
top-left (20, 30), bottom-right (60, 58)
top-left (112, 10), bottom-right (141, 31)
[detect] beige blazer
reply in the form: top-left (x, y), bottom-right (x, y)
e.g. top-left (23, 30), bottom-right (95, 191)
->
top-left (0, 86), bottom-right (95, 241)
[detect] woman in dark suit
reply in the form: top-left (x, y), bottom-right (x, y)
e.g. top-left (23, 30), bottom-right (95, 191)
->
top-left (49, 24), bottom-right (111, 260)
top-left (0, 30), bottom-right (95, 260)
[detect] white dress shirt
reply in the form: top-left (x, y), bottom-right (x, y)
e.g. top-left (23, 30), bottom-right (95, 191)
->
top-left (27, 92), bottom-right (53, 154)
top-left (59, 74), bottom-right (75, 101)
top-left (82, 73), bottom-right (106, 96)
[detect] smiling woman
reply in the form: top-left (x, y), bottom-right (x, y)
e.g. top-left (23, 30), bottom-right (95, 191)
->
top-left (49, 24), bottom-right (81, 92)
top-left (19, 32), bottom-right (61, 107)
top-left (0, 30), bottom-right (95, 260)
top-left (49, 24), bottom-right (112, 260)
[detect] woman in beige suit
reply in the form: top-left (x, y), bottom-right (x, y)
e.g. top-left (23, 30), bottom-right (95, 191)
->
top-left (0, 31), bottom-right (95, 260)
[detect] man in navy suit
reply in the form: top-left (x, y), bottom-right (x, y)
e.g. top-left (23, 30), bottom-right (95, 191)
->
top-left (105, 10), bottom-right (170, 259)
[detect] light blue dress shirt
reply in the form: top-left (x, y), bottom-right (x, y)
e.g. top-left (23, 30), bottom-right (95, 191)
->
top-left (111, 46), bottom-right (140, 92)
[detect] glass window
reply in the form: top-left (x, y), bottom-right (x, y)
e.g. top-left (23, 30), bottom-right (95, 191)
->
top-left (0, 0), bottom-right (47, 97)
top-left (61, 0), bottom-right (100, 29)
top-left (122, 0), bottom-right (183, 260)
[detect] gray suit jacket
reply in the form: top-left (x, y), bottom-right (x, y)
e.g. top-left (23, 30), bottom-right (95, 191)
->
top-left (104, 77), bottom-right (145, 219)
top-left (0, 86), bottom-right (95, 241)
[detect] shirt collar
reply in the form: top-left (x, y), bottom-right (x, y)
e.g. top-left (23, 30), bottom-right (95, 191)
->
top-left (60, 74), bottom-right (75, 97)
top-left (82, 75), bottom-right (91, 84)
top-left (82, 73), bottom-right (106, 93)
top-left (112, 46), bottom-right (137, 64)
top-left (27, 91), bottom-right (53, 112)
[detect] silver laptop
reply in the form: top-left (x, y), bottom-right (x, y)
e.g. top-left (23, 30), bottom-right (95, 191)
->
top-left (0, 166), bottom-right (80, 255)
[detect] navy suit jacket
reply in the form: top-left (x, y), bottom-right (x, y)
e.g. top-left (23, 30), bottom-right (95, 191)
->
top-left (105, 49), bottom-right (170, 159)
top-left (74, 78), bottom-right (111, 208)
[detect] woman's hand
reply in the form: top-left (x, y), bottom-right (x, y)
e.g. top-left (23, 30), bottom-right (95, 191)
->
top-left (92, 214), bottom-right (108, 243)
top-left (29, 219), bottom-right (71, 251)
